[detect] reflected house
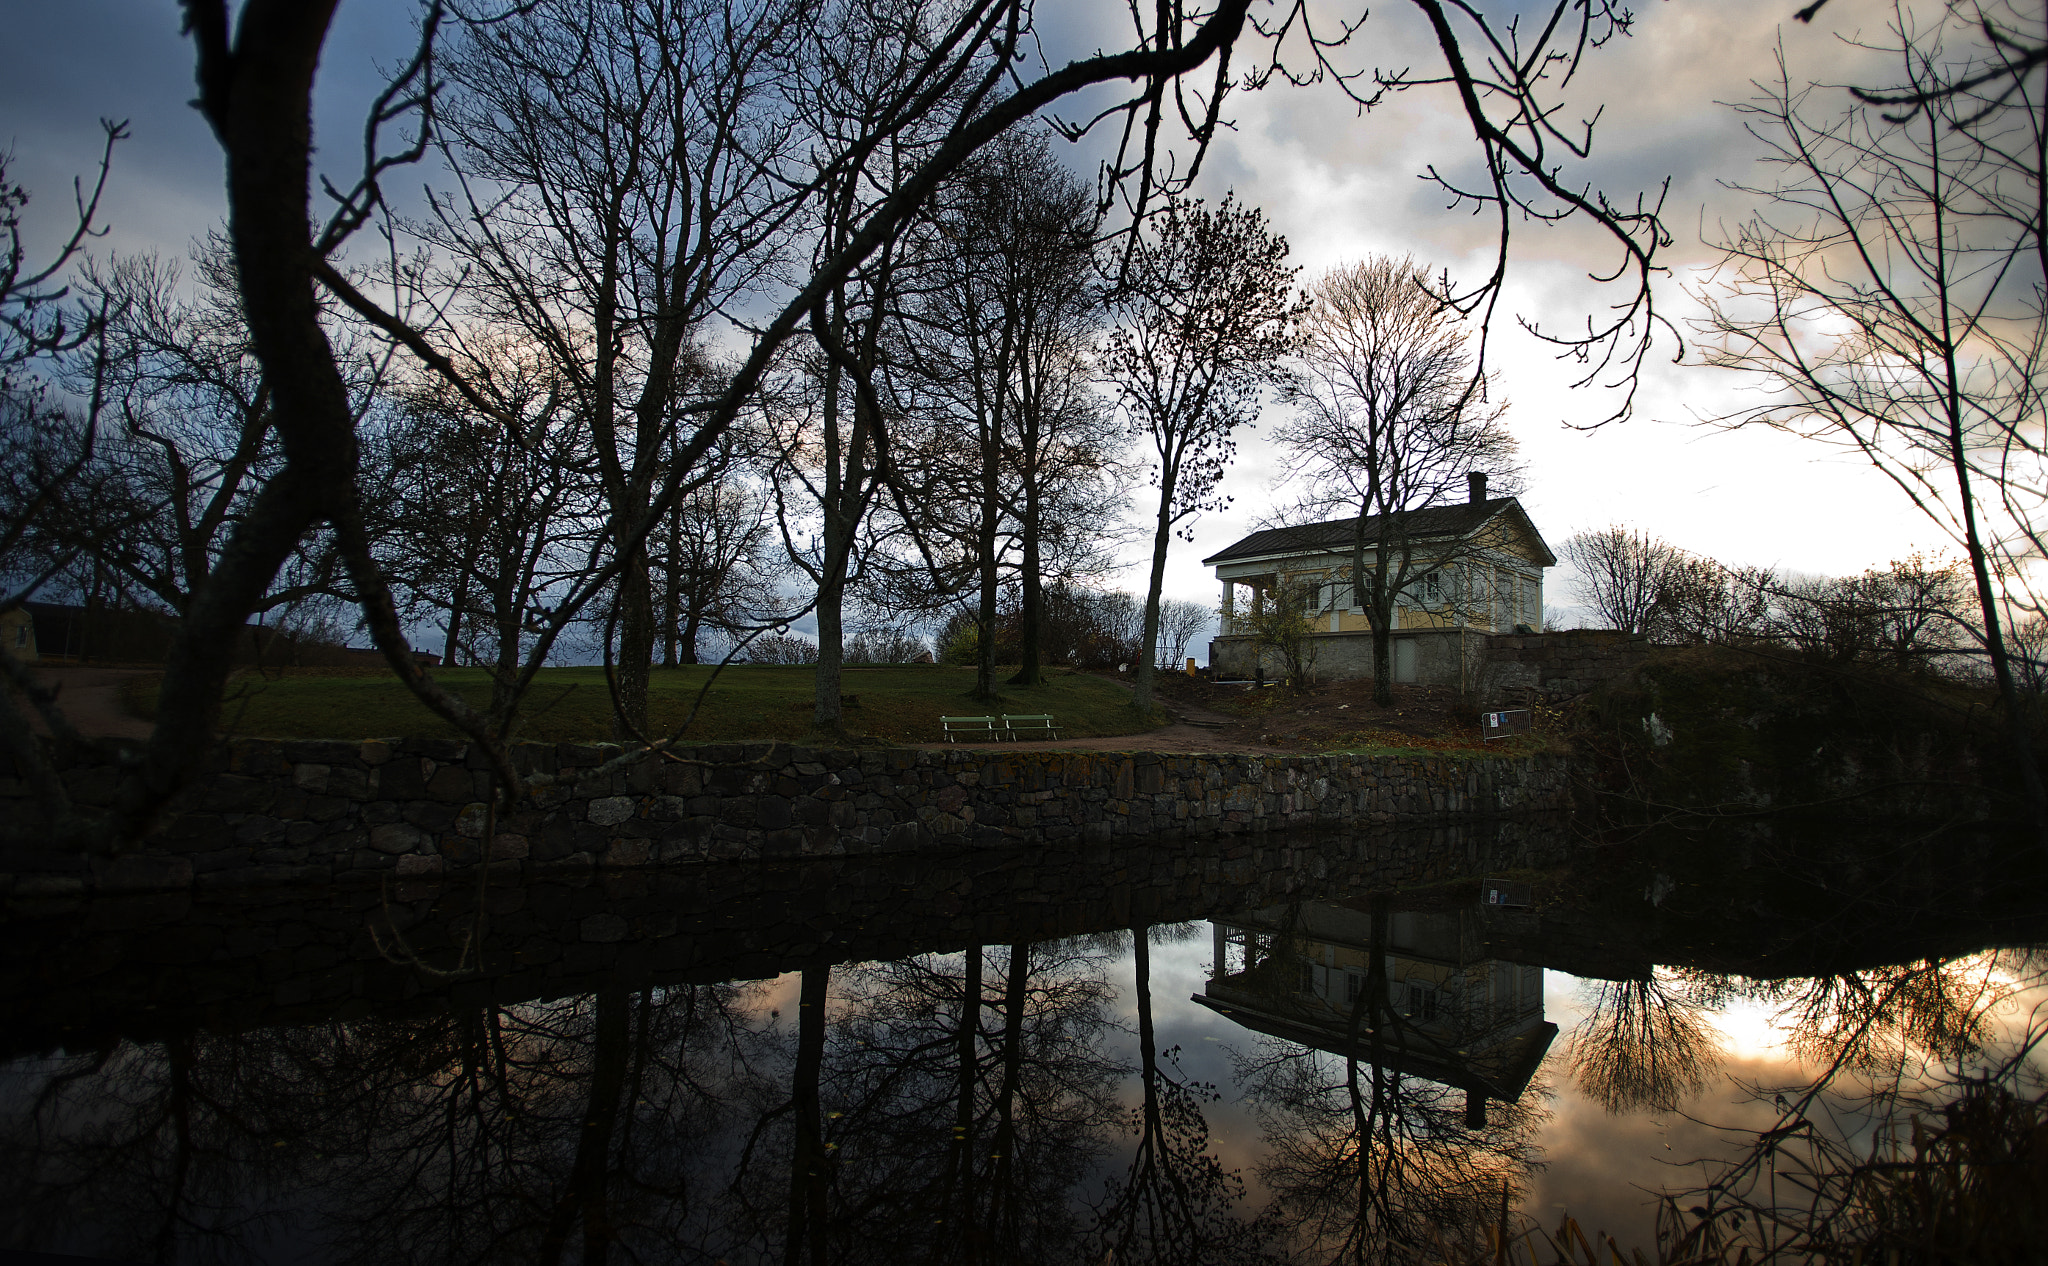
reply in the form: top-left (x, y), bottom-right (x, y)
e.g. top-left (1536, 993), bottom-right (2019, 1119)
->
top-left (1194, 903), bottom-right (1556, 1127)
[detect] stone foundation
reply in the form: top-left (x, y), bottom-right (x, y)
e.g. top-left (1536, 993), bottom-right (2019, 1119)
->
top-left (0, 739), bottom-right (1570, 894)
top-left (1481, 630), bottom-right (1662, 704)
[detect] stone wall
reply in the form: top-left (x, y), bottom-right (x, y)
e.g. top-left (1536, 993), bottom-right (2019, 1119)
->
top-left (1209, 628), bottom-right (1483, 688)
top-left (1481, 630), bottom-right (1661, 705)
top-left (0, 819), bottom-right (1576, 1051)
top-left (0, 739), bottom-right (1569, 895)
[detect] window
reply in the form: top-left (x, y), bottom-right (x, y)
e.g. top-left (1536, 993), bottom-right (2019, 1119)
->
top-left (1405, 982), bottom-right (1440, 1021)
top-left (1299, 961), bottom-right (1316, 994)
top-left (1345, 973), bottom-right (1364, 1004)
top-left (1408, 572), bottom-right (1444, 606)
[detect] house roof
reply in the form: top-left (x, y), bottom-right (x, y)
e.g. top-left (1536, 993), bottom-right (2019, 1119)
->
top-left (1200, 497), bottom-right (1556, 568)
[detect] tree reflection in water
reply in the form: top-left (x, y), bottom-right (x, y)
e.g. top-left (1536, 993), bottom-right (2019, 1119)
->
top-left (11, 842), bottom-right (2048, 1263)
top-left (1569, 974), bottom-right (1723, 1113)
top-left (1219, 897), bottom-right (1550, 1264)
top-left (1653, 950), bottom-right (2048, 1261)
top-left (1, 983), bottom-right (785, 1264)
top-left (736, 939), bottom-right (1123, 1263)
top-left (1089, 924), bottom-right (1278, 1265)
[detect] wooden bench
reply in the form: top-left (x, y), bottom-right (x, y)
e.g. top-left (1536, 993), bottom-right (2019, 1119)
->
top-left (1002, 713), bottom-right (1059, 740)
top-left (941, 715), bottom-right (999, 742)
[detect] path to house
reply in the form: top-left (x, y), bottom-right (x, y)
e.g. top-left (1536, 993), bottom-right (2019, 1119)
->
top-left (908, 679), bottom-right (1294, 756)
top-left (21, 664), bottom-right (155, 740)
top-left (25, 662), bottom-right (1298, 754)
top-left (915, 722), bottom-right (1290, 756)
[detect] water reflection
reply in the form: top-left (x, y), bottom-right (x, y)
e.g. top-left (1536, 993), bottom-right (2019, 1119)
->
top-left (2, 983), bottom-right (784, 1263)
top-left (1569, 975), bottom-right (1721, 1113)
top-left (1197, 897), bottom-right (1551, 1261)
top-left (3, 821), bottom-right (2045, 1262)
top-left (1091, 926), bottom-right (1272, 1265)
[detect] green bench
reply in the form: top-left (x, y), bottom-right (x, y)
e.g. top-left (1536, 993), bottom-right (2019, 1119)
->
top-left (941, 715), bottom-right (999, 742)
top-left (1002, 713), bottom-right (1059, 740)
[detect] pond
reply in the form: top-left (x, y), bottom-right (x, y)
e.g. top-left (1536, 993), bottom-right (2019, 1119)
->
top-left (2, 820), bottom-right (2043, 1263)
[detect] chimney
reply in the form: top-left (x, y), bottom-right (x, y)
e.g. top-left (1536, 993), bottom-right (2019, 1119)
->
top-left (1467, 471), bottom-right (1488, 504)
top-left (1463, 1089), bottom-right (1488, 1130)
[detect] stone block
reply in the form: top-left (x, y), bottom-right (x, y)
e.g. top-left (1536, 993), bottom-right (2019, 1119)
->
top-left (395, 853), bottom-right (445, 877)
top-left (402, 801), bottom-right (457, 833)
top-left (203, 774), bottom-right (277, 814)
top-left (454, 802), bottom-right (491, 838)
top-left (88, 854), bottom-right (194, 892)
top-left (604, 838), bottom-right (651, 867)
top-left (369, 823), bottom-right (429, 854)
top-left (426, 765), bottom-right (475, 803)
top-left (587, 796), bottom-right (636, 826)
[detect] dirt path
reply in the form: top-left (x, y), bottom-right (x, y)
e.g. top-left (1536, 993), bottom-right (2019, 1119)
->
top-left (20, 664), bottom-right (155, 740)
top-left (909, 679), bottom-right (1291, 755)
top-left (913, 722), bottom-right (1291, 756)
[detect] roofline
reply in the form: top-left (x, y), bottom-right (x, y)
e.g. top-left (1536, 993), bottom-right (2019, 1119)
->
top-left (1201, 498), bottom-right (1556, 569)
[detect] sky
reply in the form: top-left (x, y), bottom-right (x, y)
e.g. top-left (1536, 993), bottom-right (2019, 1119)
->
top-left (0, 0), bottom-right (1955, 647)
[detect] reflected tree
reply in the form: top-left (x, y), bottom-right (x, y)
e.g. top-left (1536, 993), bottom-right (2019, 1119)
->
top-left (746, 939), bottom-right (1124, 1262)
top-left (1089, 927), bottom-right (1278, 1264)
top-left (0, 983), bottom-right (785, 1265)
top-left (1660, 951), bottom-right (2047, 1262)
top-left (1568, 974), bottom-right (1723, 1114)
top-left (1231, 900), bottom-right (1546, 1264)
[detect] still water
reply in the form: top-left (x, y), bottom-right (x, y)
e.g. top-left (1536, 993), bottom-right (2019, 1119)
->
top-left (2, 822), bottom-right (2043, 1263)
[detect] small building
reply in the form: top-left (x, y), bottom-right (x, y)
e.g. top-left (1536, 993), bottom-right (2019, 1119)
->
top-left (1195, 902), bottom-right (1556, 1128)
top-left (1, 607), bottom-right (35, 662)
top-left (1202, 473), bottom-right (1555, 686)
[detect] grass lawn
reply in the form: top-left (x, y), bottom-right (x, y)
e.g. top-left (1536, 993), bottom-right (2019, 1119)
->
top-left (127, 664), bottom-right (1160, 746)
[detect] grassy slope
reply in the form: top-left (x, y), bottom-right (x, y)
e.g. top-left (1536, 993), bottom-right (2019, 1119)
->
top-left (129, 664), bottom-right (1157, 745)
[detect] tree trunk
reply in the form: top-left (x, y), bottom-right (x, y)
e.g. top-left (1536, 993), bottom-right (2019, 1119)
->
top-left (814, 569), bottom-right (846, 734)
top-left (988, 940), bottom-right (1031, 1250)
top-left (660, 510), bottom-right (682, 668)
top-left (536, 987), bottom-right (629, 1266)
top-left (936, 944), bottom-right (982, 1249)
top-left (786, 966), bottom-right (831, 1266)
top-left (973, 522), bottom-right (1000, 702)
top-left (612, 533), bottom-right (653, 740)
top-left (680, 607), bottom-right (702, 666)
top-left (1357, 528), bottom-right (1395, 707)
top-left (1009, 477), bottom-right (1043, 686)
top-left (1133, 473), bottom-right (1177, 714)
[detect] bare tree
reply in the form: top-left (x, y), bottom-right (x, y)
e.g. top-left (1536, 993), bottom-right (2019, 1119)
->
top-left (1644, 554), bottom-right (1778, 646)
top-left (844, 624), bottom-right (928, 664)
top-left (910, 133), bottom-right (1118, 697)
top-left (1273, 256), bottom-right (1520, 706)
top-left (0, 0), bottom-right (1682, 851)
top-left (1559, 525), bottom-right (1679, 635)
top-left (1153, 597), bottom-right (1212, 671)
top-left (1233, 577), bottom-right (1321, 692)
top-left (1775, 554), bottom-right (1973, 669)
top-left (652, 435), bottom-right (785, 667)
top-left (7, 248), bottom-right (366, 626)
top-left (0, 120), bottom-right (124, 377)
top-left (1697, 5), bottom-right (2048, 821)
top-left (1105, 195), bottom-right (1303, 717)
top-left (373, 329), bottom-right (594, 714)
top-left (426, 0), bottom-right (807, 738)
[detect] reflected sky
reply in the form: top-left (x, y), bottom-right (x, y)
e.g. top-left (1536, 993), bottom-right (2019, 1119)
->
top-left (4, 825), bottom-right (2045, 1262)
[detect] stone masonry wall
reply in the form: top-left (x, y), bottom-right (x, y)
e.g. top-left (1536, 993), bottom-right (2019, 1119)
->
top-left (0, 740), bottom-right (1569, 895)
top-left (1, 820), bottom-right (1576, 1050)
top-left (1482, 630), bottom-right (1661, 705)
